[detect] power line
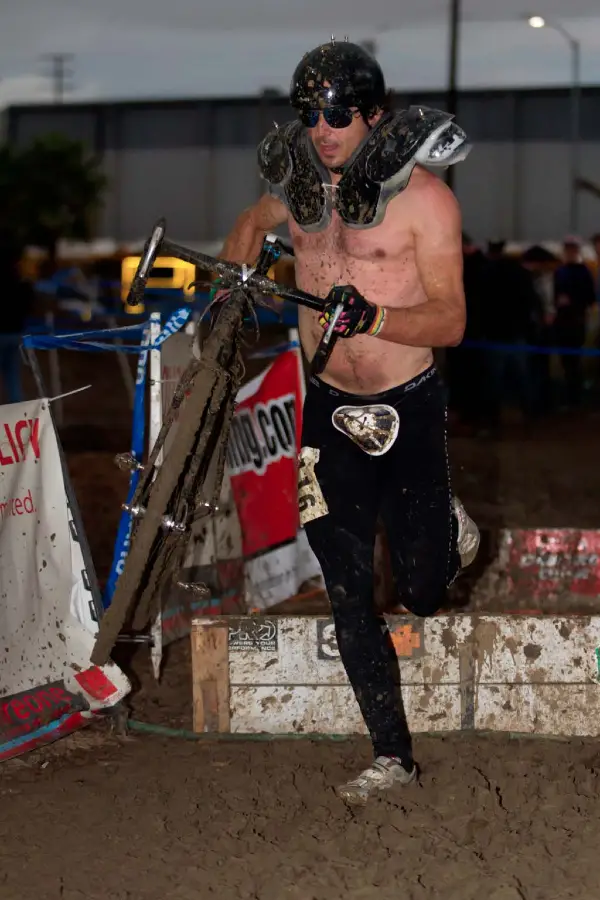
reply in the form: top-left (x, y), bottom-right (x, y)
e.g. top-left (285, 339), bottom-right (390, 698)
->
top-left (41, 53), bottom-right (75, 104)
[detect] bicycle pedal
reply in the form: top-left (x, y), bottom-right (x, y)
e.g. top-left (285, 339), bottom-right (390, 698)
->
top-left (114, 452), bottom-right (144, 473)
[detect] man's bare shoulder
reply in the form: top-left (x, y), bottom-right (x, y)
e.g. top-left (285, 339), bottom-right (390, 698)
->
top-left (383, 168), bottom-right (460, 231)
top-left (405, 169), bottom-right (461, 227)
top-left (380, 169), bottom-right (460, 244)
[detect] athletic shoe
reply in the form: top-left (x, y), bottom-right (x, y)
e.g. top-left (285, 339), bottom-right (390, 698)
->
top-left (336, 756), bottom-right (417, 806)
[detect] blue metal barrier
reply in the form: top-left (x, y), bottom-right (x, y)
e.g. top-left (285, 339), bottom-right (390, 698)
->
top-left (23, 308), bottom-right (193, 608)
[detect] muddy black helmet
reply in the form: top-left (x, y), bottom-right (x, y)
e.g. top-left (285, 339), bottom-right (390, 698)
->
top-left (290, 38), bottom-right (387, 117)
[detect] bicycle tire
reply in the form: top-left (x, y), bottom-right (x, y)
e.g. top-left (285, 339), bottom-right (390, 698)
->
top-left (131, 359), bottom-right (240, 631)
top-left (131, 323), bottom-right (244, 630)
top-left (91, 290), bottom-right (247, 665)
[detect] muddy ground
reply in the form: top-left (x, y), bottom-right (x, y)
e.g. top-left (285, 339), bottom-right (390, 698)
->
top-left (3, 331), bottom-right (600, 899)
top-left (2, 641), bottom-right (600, 900)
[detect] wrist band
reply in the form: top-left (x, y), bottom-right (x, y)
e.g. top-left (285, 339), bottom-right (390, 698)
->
top-left (367, 306), bottom-right (386, 336)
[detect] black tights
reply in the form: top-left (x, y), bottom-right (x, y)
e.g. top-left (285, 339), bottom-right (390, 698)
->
top-left (301, 366), bottom-right (460, 762)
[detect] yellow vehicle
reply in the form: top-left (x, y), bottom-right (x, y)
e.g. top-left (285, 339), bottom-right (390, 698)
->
top-left (120, 256), bottom-right (196, 313)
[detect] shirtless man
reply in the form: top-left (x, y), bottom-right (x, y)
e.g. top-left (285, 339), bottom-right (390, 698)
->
top-left (214, 39), bottom-right (480, 804)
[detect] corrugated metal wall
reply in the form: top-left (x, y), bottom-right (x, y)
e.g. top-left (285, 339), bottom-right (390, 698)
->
top-left (6, 88), bottom-right (600, 244)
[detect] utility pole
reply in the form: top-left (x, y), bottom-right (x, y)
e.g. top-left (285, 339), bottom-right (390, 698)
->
top-left (445, 0), bottom-right (461, 190)
top-left (41, 53), bottom-right (74, 104)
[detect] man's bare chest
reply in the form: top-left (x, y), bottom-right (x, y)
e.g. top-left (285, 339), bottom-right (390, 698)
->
top-left (290, 209), bottom-right (410, 266)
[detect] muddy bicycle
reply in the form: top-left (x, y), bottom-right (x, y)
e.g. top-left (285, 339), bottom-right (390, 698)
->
top-left (91, 218), bottom-right (347, 665)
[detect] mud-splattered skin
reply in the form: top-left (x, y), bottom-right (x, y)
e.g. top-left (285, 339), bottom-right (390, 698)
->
top-left (248, 96), bottom-right (464, 392)
top-left (291, 165), bottom-right (436, 395)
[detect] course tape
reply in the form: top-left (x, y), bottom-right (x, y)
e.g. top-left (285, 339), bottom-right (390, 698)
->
top-left (461, 339), bottom-right (600, 357)
top-left (22, 308), bottom-right (192, 355)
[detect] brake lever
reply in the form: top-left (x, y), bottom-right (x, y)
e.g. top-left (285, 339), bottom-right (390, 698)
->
top-left (274, 238), bottom-right (294, 258)
top-left (265, 233), bottom-right (294, 258)
top-left (309, 302), bottom-right (343, 377)
top-left (126, 218), bottom-right (166, 309)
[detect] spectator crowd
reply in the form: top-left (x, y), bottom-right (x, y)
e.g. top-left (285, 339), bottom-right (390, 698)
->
top-left (446, 233), bottom-right (600, 432)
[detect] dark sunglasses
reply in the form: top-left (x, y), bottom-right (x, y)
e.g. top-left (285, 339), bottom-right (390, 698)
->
top-left (298, 107), bottom-right (357, 129)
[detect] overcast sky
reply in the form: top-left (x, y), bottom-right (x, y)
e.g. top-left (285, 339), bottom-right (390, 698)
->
top-left (2, 1), bottom-right (600, 109)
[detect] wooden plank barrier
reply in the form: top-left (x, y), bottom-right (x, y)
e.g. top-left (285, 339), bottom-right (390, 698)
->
top-left (190, 614), bottom-right (600, 737)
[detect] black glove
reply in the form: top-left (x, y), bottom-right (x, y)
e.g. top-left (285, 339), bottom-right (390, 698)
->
top-left (318, 285), bottom-right (386, 338)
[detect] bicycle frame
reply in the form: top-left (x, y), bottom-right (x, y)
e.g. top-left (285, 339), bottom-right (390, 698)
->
top-left (90, 218), bottom-right (344, 664)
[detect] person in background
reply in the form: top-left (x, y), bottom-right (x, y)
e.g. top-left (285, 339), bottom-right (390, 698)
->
top-left (0, 241), bottom-right (36, 404)
top-left (446, 233), bottom-right (489, 430)
top-left (480, 239), bottom-right (539, 429)
top-left (553, 235), bottom-right (596, 409)
top-left (591, 233), bottom-right (600, 388)
top-left (592, 233), bottom-right (600, 305)
top-left (521, 244), bottom-right (559, 415)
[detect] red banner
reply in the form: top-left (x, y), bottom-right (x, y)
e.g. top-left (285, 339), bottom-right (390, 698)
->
top-left (506, 529), bottom-right (600, 598)
top-left (226, 350), bottom-right (303, 558)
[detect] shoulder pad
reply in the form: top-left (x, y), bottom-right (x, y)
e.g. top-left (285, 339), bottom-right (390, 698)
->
top-left (410, 106), bottom-right (471, 167)
top-left (336, 107), bottom-right (471, 229)
top-left (257, 122), bottom-right (293, 186)
top-left (365, 107), bottom-right (457, 182)
top-left (257, 121), bottom-right (331, 232)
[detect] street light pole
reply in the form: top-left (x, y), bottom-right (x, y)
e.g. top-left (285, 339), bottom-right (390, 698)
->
top-left (569, 37), bottom-right (581, 234)
top-left (445, 0), bottom-right (461, 191)
top-left (527, 16), bottom-right (581, 233)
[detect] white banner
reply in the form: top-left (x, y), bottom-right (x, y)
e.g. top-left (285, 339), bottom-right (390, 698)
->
top-left (0, 399), bottom-right (130, 761)
top-left (244, 527), bottom-right (323, 611)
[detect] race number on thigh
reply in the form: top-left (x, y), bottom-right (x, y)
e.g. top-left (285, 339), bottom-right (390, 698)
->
top-left (297, 446), bottom-right (328, 526)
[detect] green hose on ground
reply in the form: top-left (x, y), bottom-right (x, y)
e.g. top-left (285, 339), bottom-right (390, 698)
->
top-left (127, 719), bottom-right (350, 741)
top-left (126, 720), bottom-right (576, 744)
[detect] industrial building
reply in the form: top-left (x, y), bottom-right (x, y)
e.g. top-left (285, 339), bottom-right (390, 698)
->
top-left (4, 86), bottom-right (600, 246)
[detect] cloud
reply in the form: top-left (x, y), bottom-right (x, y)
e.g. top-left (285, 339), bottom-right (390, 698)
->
top-left (0, 75), bottom-right (53, 108)
top-left (5, 0), bottom-right (598, 33)
top-left (0, 73), bottom-right (99, 111)
top-left (2, 11), bottom-right (600, 108)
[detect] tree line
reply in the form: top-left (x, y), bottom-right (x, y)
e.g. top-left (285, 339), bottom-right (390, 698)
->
top-left (0, 133), bottom-right (106, 265)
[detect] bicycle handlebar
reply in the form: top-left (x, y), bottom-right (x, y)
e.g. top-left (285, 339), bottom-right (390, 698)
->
top-left (160, 237), bottom-right (326, 312)
top-left (126, 219), bottom-right (341, 376)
